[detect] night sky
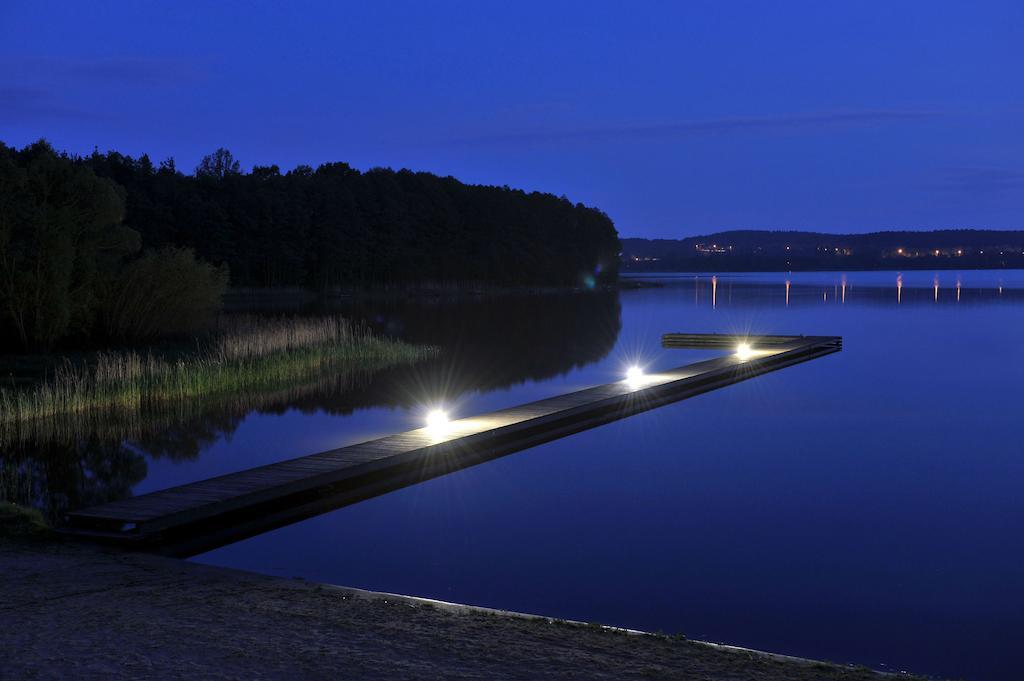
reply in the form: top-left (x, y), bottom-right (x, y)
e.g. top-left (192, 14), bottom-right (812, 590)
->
top-left (2, 1), bottom-right (1021, 237)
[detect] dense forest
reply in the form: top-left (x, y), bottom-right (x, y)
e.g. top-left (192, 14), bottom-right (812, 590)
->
top-left (0, 141), bottom-right (227, 351)
top-left (83, 147), bottom-right (620, 290)
top-left (0, 140), bottom-right (619, 350)
top-left (622, 230), bottom-right (1024, 271)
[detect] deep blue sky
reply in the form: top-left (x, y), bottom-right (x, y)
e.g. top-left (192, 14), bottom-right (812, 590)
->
top-left (2, 1), bottom-right (1021, 237)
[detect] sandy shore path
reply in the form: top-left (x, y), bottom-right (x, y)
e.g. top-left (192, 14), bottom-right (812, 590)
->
top-left (2, 538), bottom-right (927, 680)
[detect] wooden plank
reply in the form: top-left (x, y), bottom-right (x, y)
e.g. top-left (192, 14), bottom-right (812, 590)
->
top-left (62, 333), bottom-right (840, 546)
top-left (661, 333), bottom-right (803, 348)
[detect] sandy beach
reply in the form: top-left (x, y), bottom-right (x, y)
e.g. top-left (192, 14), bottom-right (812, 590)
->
top-left (2, 536), bottom-right (930, 681)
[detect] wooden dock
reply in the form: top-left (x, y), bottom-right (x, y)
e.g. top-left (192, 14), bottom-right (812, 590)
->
top-left (63, 333), bottom-right (841, 554)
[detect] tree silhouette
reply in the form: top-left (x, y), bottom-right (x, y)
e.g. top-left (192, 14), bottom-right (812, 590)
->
top-left (80, 146), bottom-right (621, 291)
top-left (195, 148), bottom-right (241, 179)
top-left (0, 141), bottom-right (229, 350)
top-left (0, 141), bottom-right (138, 349)
top-left (0, 138), bottom-right (622, 349)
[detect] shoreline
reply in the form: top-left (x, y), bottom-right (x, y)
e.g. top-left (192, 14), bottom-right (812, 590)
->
top-left (622, 265), bottom-right (1024, 274)
top-left (222, 281), bottom-right (633, 308)
top-left (2, 535), bottom-right (935, 680)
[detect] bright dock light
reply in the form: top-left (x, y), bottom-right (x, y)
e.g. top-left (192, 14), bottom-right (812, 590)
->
top-left (624, 365), bottom-right (645, 388)
top-left (425, 409), bottom-right (449, 432)
top-left (735, 342), bottom-right (753, 360)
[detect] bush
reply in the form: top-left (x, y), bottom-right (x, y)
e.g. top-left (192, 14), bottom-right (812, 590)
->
top-left (0, 502), bottom-right (50, 537)
top-left (99, 247), bottom-right (229, 342)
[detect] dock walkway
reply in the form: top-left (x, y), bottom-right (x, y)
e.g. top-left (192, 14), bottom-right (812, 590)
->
top-left (64, 333), bottom-right (841, 553)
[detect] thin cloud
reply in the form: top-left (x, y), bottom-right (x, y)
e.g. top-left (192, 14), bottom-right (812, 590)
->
top-left (0, 87), bottom-right (100, 122)
top-left (448, 110), bottom-right (938, 146)
top-left (0, 56), bottom-right (212, 125)
top-left (938, 167), bottom-right (1024, 194)
top-left (0, 56), bottom-right (211, 86)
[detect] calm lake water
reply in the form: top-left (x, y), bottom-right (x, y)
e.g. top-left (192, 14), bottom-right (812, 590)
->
top-left (7, 270), bottom-right (1024, 680)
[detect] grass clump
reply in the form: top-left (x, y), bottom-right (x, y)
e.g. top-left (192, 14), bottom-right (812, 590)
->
top-left (0, 502), bottom-right (50, 538)
top-left (0, 315), bottom-right (433, 426)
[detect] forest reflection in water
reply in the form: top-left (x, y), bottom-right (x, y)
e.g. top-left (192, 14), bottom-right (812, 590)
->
top-left (0, 291), bottom-right (622, 523)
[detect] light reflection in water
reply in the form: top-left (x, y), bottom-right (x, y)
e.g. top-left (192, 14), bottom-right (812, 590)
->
top-left (638, 273), bottom-right (1024, 312)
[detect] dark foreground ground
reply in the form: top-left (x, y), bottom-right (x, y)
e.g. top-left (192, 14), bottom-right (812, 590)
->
top-left (2, 537), bottom-right (933, 681)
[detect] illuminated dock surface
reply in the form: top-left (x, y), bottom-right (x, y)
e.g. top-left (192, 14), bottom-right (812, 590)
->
top-left (64, 333), bottom-right (841, 555)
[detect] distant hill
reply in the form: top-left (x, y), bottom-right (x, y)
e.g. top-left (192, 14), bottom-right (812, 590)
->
top-left (621, 230), bottom-right (1024, 271)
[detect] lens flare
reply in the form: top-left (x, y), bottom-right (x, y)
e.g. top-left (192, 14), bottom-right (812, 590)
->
top-left (735, 342), bottom-right (753, 360)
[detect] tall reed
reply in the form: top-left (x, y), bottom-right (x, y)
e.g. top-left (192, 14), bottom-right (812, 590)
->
top-left (0, 315), bottom-right (433, 429)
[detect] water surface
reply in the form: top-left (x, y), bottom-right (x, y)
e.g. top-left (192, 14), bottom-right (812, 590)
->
top-left (7, 271), bottom-right (1023, 680)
